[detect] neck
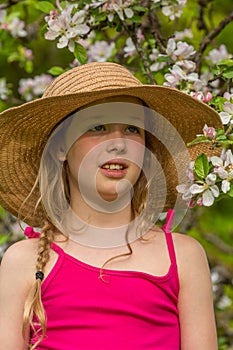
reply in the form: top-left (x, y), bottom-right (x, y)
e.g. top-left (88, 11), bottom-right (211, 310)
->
top-left (60, 191), bottom-right (140, 248)
top-left (69, 191), bottom-right (133, 228)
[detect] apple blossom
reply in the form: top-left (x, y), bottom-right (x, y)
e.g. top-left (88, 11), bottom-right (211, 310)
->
top-left (124, 37), bottom-right (136, 57)
top-left (18, 74), bottom-right (53, 101)
top-left (0, 78), bottom-right (8, 100)
top-left (7, 17), bottom-right (27, 38)
top-left (223, 92), bottom-right (233, 101)
top-left (211, 150), bottom-right (233, 194)
top-left (161, 0), bottom-right (187, 20)
top-left (164, 64), bottom-right (202, 89)
top-left (189, 173), bottom-right (219, 206)
top-left (203, 124), bottom-right (216, 138)
top-left (219, 102), bottom-right (233, 125)
top-left (87, 40), bottom-right (115, 62)
top-left (149, 48), bottom-right (167, 72)
top-left (205, 44), bottom-right (231, 65)
top-left (174, 29), bottom-right (193, 41)
top-left (190, 92), bottom-right (213, 103)
top-left (45, 6), bottom-right (89, 52)
top-left (95, 0), bottom-right (134, 22)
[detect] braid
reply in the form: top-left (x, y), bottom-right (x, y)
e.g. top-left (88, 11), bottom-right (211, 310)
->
top-left (23, 220), bottom-right (55, 349)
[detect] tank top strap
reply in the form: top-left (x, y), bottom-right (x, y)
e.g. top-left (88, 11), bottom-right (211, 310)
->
top-left (162, 209), bottom-right (177, 266)
top-left (24, 226), bottom-right (64, 256)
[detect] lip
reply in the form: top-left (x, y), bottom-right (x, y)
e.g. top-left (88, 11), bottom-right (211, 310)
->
top-left (99, 159), bottom-right (128, 178)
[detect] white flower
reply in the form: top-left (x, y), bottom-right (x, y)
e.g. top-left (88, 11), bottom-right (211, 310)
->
top-left (87, 40), bottom-right (115, 62)
top-left (8, 17), bottom-right (27, 37)
top-left (164, 64), bottom-right (202, 89)
top-left (166, 38), bottom-right (176, 56)
top-left (173, 41), bottom-right (195, 60)
top-left (211, 150), bottom-right (233, 194)
top-left (18, 74), bottom-right (53, 101)
top-left (219, 101), bottom-right (233, 125)
top-left (0, 78), bottom-right (8, 100)
top-left (223, 92), bottom-right (233, 101)
top-left (174, 29), bottom-right (193, 41)
top-left (164, 38), bottom-right (196, 72)
top-left (190, 173), bottom-right (219, 206)
top-left (123, 37), bottom-right (135, 57)
top-left (176, 183), bottom-right (193, 201)
top-left (100, 0), bottom-right (134, 22)
top-left (45, 6), bottom-right (89, 52)
top-left (161, 0), bottom-right (187, 20)
top-left (149, 48), bottom-right (167, 71)
top-left (205, 44), bottom-right (231, 64)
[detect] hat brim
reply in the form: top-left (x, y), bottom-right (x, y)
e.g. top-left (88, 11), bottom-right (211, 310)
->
top-left (0, 85), bottom-right (222, 227)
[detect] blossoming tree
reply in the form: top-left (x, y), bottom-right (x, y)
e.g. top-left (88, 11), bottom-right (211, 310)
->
top-left (0, 0), bottom-right (233, 347)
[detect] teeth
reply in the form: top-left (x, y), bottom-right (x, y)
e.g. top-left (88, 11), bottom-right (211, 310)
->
top-left (102, 164), bottom-right (124, 170)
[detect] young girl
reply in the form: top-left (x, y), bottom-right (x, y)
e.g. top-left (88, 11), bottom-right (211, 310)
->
top-left (0, 62), bottom-right (222, 350)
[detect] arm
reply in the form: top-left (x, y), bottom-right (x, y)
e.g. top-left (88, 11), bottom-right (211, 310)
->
top-left (0, 239), bottom-right (38, 350)
top-left (174, 234), bottom-right (218, 350)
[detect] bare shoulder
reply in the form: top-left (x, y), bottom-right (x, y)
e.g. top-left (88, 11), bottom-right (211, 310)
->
top-left (172, 232), bottom-right (207, 260)
top-left (171, 232), bottom-right (211, 283)
top-left (0, 238), bottom-right (38, 286)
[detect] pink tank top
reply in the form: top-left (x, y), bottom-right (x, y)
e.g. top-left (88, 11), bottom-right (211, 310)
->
top-left (26, 210), bottom-right (180, 350)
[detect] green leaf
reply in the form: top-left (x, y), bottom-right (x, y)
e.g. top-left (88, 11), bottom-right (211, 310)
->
top-left (74, 43), bottom-right (87, 64)
top-left (227, 184), bottom-right (233, 197)
top-left (216, 135), bottom-right (227, 141)
top-left (0, 206), bottom-right (7, 218)
top-left (133, 6), bottom-right (148, 12)
top-left (0, 234), bottom-right (9, 245)
top-left (36, 1), bottom-right (54, 13)
top-left (223, 71), bottom-right (233, 79)
top-left (131, 14), bottom-right (143, 23)
top-left (187, 136), bottom-right (209, 147)
top-left (48, 66), bottom-right (65, 76)
top-left (25, 60), bottom-right (33, 73)
top-left (194, 153), bottom-right (209, 179)
top-left (217, 59), bottom-right (233, 66)
top-left (216, 128), bottom-right (225, 136)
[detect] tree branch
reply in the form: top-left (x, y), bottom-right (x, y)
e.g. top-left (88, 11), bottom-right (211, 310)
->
top-left (147, 7), bottom-right (167, 54)
top-left (130, 29), bottom-right (157, 84)
top-left (194, 11), bottom-right (233, 73)
top-left (203, 232), bottom-right (233, 255)
top-left (197, 0), bottom-right (208, 33)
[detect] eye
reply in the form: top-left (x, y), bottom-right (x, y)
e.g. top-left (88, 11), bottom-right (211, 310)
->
top-left (89, 125), bottom-right (106, 132)
top-left (125, 125), bottom-right (140, 134)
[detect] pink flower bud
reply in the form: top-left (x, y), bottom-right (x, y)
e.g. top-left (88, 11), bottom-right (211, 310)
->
top-left (188, 199), bottom-right (196, 208)
top-left (203, 124), bottom-right (216, 138)
top-left (1, 23), bottom-right (7, 30)
top-left (197, 197), bottom-right (203, 206)
top-left (203, 92), bottom-right (212, 102)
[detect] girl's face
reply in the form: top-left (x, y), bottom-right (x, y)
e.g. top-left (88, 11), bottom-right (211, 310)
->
top-left (65, 98), bottom-right (145, 210)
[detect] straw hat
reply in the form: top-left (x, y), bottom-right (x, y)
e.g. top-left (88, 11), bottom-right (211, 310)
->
top-left (0, 62), bottom-right (222, 227)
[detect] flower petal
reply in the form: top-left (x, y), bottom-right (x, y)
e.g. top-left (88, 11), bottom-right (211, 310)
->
top-left (219, 112), bottom-right (231, 125)
top-left (206, 173), bottom-right (216, 185)
top-left (190, 184), bottom-right (204, 194)
top-left (222, 180), bottom-right (230, 193)
top-left (202, 189), bottom-right (214, 206)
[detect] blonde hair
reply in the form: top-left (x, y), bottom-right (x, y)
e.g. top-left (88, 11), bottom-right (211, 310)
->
top-left (22, 103), bottom-right (161, 347)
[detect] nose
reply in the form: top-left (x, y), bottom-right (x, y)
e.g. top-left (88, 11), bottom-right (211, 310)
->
top-left (106, 129), bottom-right (126, 154)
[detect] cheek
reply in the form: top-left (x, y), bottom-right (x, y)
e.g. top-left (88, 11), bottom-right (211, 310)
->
top-left (128, 140), bottom-right (145, 168)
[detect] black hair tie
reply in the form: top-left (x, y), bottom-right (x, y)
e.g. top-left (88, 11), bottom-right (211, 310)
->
top-left (35, 271), bottom-right (44, 281)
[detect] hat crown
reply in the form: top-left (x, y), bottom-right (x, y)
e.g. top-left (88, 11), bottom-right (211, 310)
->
top-left (43, 62), bottom-right (142, 98)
